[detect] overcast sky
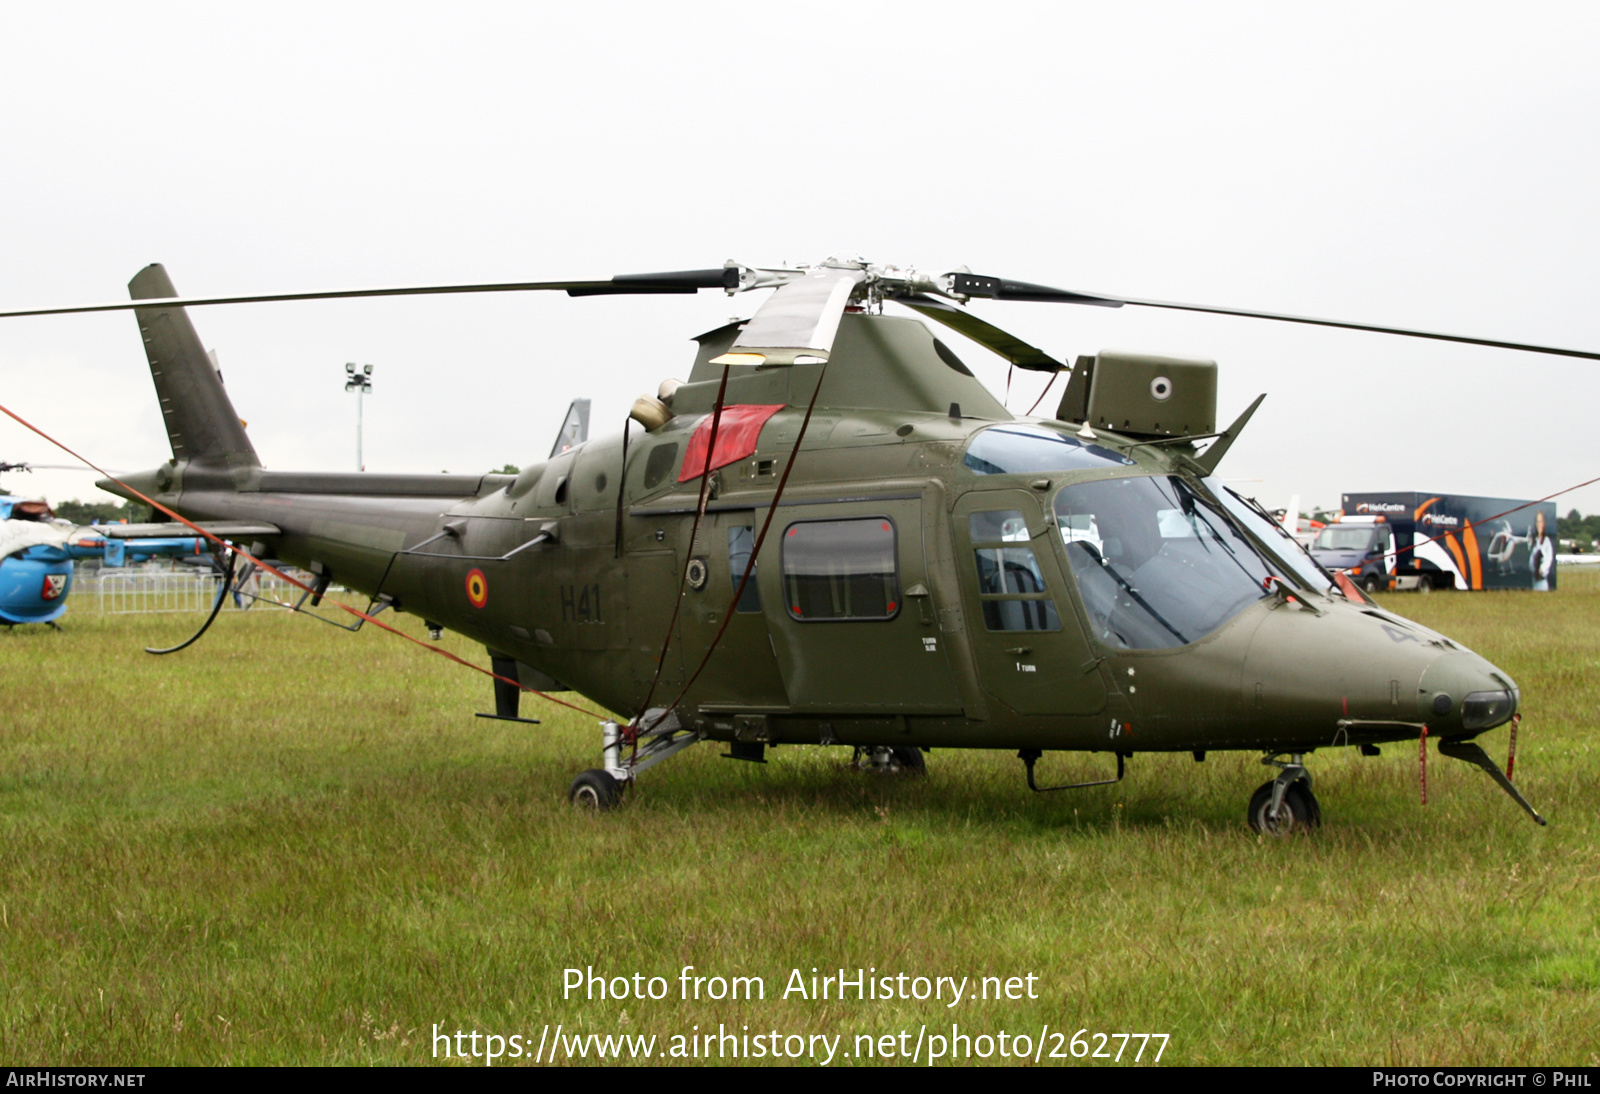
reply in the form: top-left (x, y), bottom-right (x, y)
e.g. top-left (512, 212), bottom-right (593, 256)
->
top-left (2, 2), bottom-right (1598, 520)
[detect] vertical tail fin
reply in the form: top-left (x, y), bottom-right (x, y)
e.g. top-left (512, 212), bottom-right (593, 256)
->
top-left (129, 264), bottom-right (260, 469)
top-left (549, 398), bottom-right (591, 457)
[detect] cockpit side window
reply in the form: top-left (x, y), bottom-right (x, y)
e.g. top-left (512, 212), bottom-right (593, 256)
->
top-left (968, 510), bottom-right (1062, 632)
top-left (8, 500), bottom-right (52, 522)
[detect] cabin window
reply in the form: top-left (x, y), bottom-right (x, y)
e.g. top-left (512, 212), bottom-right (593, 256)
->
top-left (781, 518), bottom-right (899, 621)
top-left (964, 425), bottom-right (1135, 476)
top-left (968, 510), bottom-right (1062, 632)
top-left (727, 526), bottom-right (762, 613)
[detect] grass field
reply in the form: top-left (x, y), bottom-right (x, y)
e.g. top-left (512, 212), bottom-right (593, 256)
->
top-left (1, 581), bottom-right (1596, 1066)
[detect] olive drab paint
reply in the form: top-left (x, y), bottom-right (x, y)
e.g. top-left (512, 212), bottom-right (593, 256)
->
top-left (65, 260), bottom-right (1551, 829)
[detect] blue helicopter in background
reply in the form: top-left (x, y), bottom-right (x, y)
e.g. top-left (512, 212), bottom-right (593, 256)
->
top-left (0, 463), bottom-right (211, 626)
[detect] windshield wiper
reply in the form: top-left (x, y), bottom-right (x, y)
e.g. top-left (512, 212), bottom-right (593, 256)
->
top-left (1071, 542), bottom-right (1189, 646)
top-left (1173, 481), bottom-right (1276, 589)
top-left (1185, 478), bottom-right (1320, 592)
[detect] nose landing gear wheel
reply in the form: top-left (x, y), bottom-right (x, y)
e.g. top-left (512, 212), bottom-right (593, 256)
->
top-left (1248, 779), bottom-right (1320, 835)
top-left (569, 769), bottom-right (623, 810)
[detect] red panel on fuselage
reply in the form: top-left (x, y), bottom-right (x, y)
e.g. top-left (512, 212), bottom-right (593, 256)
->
top-left (678, 404), bottom-right (784, 482)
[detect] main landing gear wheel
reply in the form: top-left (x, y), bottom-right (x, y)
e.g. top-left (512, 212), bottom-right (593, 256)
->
top-left (1248, 779), bottom-right (1320, 835)
top-left (569, 769), bottom-right (623, 810)
top-left (852, 745), bottom-right (926, 774)
top-left (889, 746), bottom-right (926, 774)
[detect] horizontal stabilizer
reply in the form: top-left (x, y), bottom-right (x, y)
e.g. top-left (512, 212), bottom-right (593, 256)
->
top-left (94, 521), bottom-right (281, 540)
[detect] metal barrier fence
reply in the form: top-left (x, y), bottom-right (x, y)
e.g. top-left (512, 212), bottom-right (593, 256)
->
top-left (84, 558), bottom-right (1600, 616)
top-left (1556, 562), bottom-right (1600, 591)
top-left (93, 567), bottom-right (310, 615)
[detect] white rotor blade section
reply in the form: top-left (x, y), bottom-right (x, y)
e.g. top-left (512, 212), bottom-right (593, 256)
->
top-left (714, 266), bottom-right (867, 365)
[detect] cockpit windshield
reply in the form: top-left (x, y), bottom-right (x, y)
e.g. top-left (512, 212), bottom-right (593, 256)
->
top-left (1204, 478), bottom-right (1334, 595)
top-left (1054, 476), bottom-right (1274, 650)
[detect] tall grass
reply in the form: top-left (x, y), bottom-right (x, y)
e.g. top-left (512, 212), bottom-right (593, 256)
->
top-left (0, 585), bottom-right (1595, 1066)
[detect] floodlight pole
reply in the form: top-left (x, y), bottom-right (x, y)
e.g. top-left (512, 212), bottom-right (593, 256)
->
top-left (344, 363), bottom-right (374, 472)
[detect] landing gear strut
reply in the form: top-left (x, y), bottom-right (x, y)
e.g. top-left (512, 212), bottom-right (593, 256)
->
top-left (1248, 754), bottom-right (1321, 835)
top-left (567, 712), bottom-right (702, 811)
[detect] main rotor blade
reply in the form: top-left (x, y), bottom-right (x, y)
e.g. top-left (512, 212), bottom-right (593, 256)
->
top-left (1114, 295), bottom-right (1600, 362)
top-left (714, 266), bottom-right (867, 365)
top-left (893, 294), bottom-right (1063, 371)
top-left (566, 268), bottom-right (739, 296)
top-left (948, 273), bottom-right (1125, 307)
top-left (953, 272), bottom-right (1600, 362)
top-left (0, 268), bottom-right (739, 319)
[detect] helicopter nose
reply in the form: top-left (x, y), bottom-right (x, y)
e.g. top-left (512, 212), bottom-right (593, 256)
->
top-left (1418, 652), bottom-right (1519, 735)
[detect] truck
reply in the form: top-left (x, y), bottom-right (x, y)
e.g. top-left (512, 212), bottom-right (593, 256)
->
top-left (1310, 491), bottom-right (1557, 592)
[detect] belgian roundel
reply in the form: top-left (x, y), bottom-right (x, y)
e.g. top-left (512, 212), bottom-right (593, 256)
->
top-left (465, 568), bottom-right (489, 608)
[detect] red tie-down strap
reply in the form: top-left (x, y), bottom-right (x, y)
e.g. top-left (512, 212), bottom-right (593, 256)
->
top-left (678, 404), bottom-right (785, 482)
top-left (1419, 726), bottom-right (1429, 805)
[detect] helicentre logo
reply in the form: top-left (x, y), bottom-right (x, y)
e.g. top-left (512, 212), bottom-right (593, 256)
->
top-left (1356, 502), bottom-right (1407, 513)
top-left (1420, 513), bottom-right (1460, 527)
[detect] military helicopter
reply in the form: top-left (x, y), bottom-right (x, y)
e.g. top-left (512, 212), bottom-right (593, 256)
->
top-left (4, 256), bottom-right (1590, 832)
